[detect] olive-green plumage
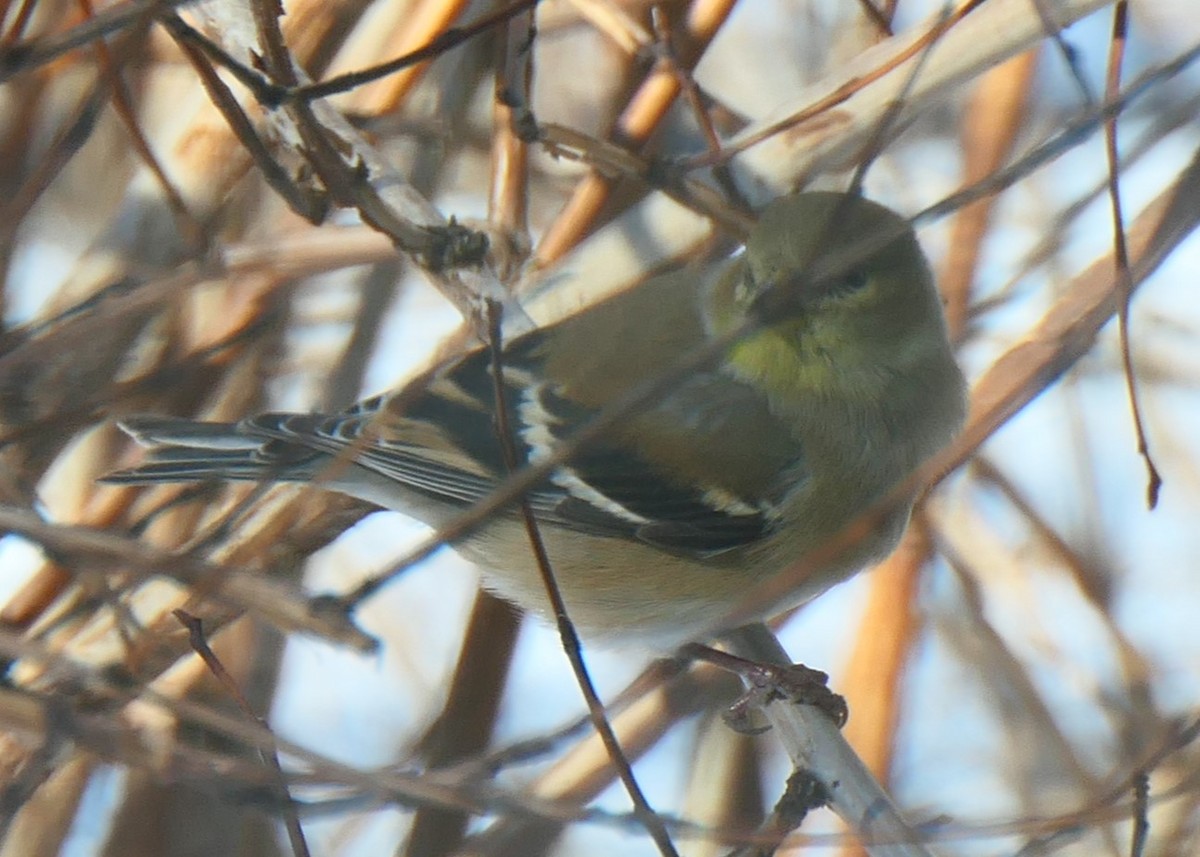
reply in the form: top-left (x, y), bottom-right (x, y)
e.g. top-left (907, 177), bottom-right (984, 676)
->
top-left (104, 192), bottom-right (966, 645)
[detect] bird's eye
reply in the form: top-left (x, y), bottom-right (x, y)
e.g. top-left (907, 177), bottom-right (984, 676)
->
top-left (833, 270), bottom-right (870, 294)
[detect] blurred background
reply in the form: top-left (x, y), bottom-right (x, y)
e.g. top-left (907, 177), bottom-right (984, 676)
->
top-left (0, 0), bottom-right (1198, 855)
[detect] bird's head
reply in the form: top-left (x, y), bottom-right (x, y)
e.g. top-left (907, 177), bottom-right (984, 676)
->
top-left (706, 191), bottom-right (954, 406)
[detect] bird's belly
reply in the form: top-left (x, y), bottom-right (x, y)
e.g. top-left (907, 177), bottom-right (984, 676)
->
top-left (456, 507), bottom-right (910, 647)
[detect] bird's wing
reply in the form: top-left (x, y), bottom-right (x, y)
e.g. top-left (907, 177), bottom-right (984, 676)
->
top-left (109, 333), bottom-right (805, 559)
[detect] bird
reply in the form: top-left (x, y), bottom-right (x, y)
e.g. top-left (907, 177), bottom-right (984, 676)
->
top-left (102, 191), bottom-right (966, 646)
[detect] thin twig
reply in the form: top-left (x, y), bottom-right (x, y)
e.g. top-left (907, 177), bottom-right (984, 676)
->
top-left (174, 610), bottom-right (310, 857)
top-left (482, 300), bottom-right (680, 857)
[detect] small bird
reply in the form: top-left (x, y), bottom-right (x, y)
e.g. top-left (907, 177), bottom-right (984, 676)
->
top-left (103, 192), bottom-right (966, 645)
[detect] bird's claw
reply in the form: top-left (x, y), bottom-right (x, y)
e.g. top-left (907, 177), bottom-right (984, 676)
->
top-left (728, 661), bottom-right (849, 730)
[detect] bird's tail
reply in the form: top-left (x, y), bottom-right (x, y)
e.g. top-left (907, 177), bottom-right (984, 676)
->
top-left (101, 416), bottom-right (317, 484)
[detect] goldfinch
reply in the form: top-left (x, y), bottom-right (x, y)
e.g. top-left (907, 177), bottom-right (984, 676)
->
top-left (103, 192), bottom-right (966, 644)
